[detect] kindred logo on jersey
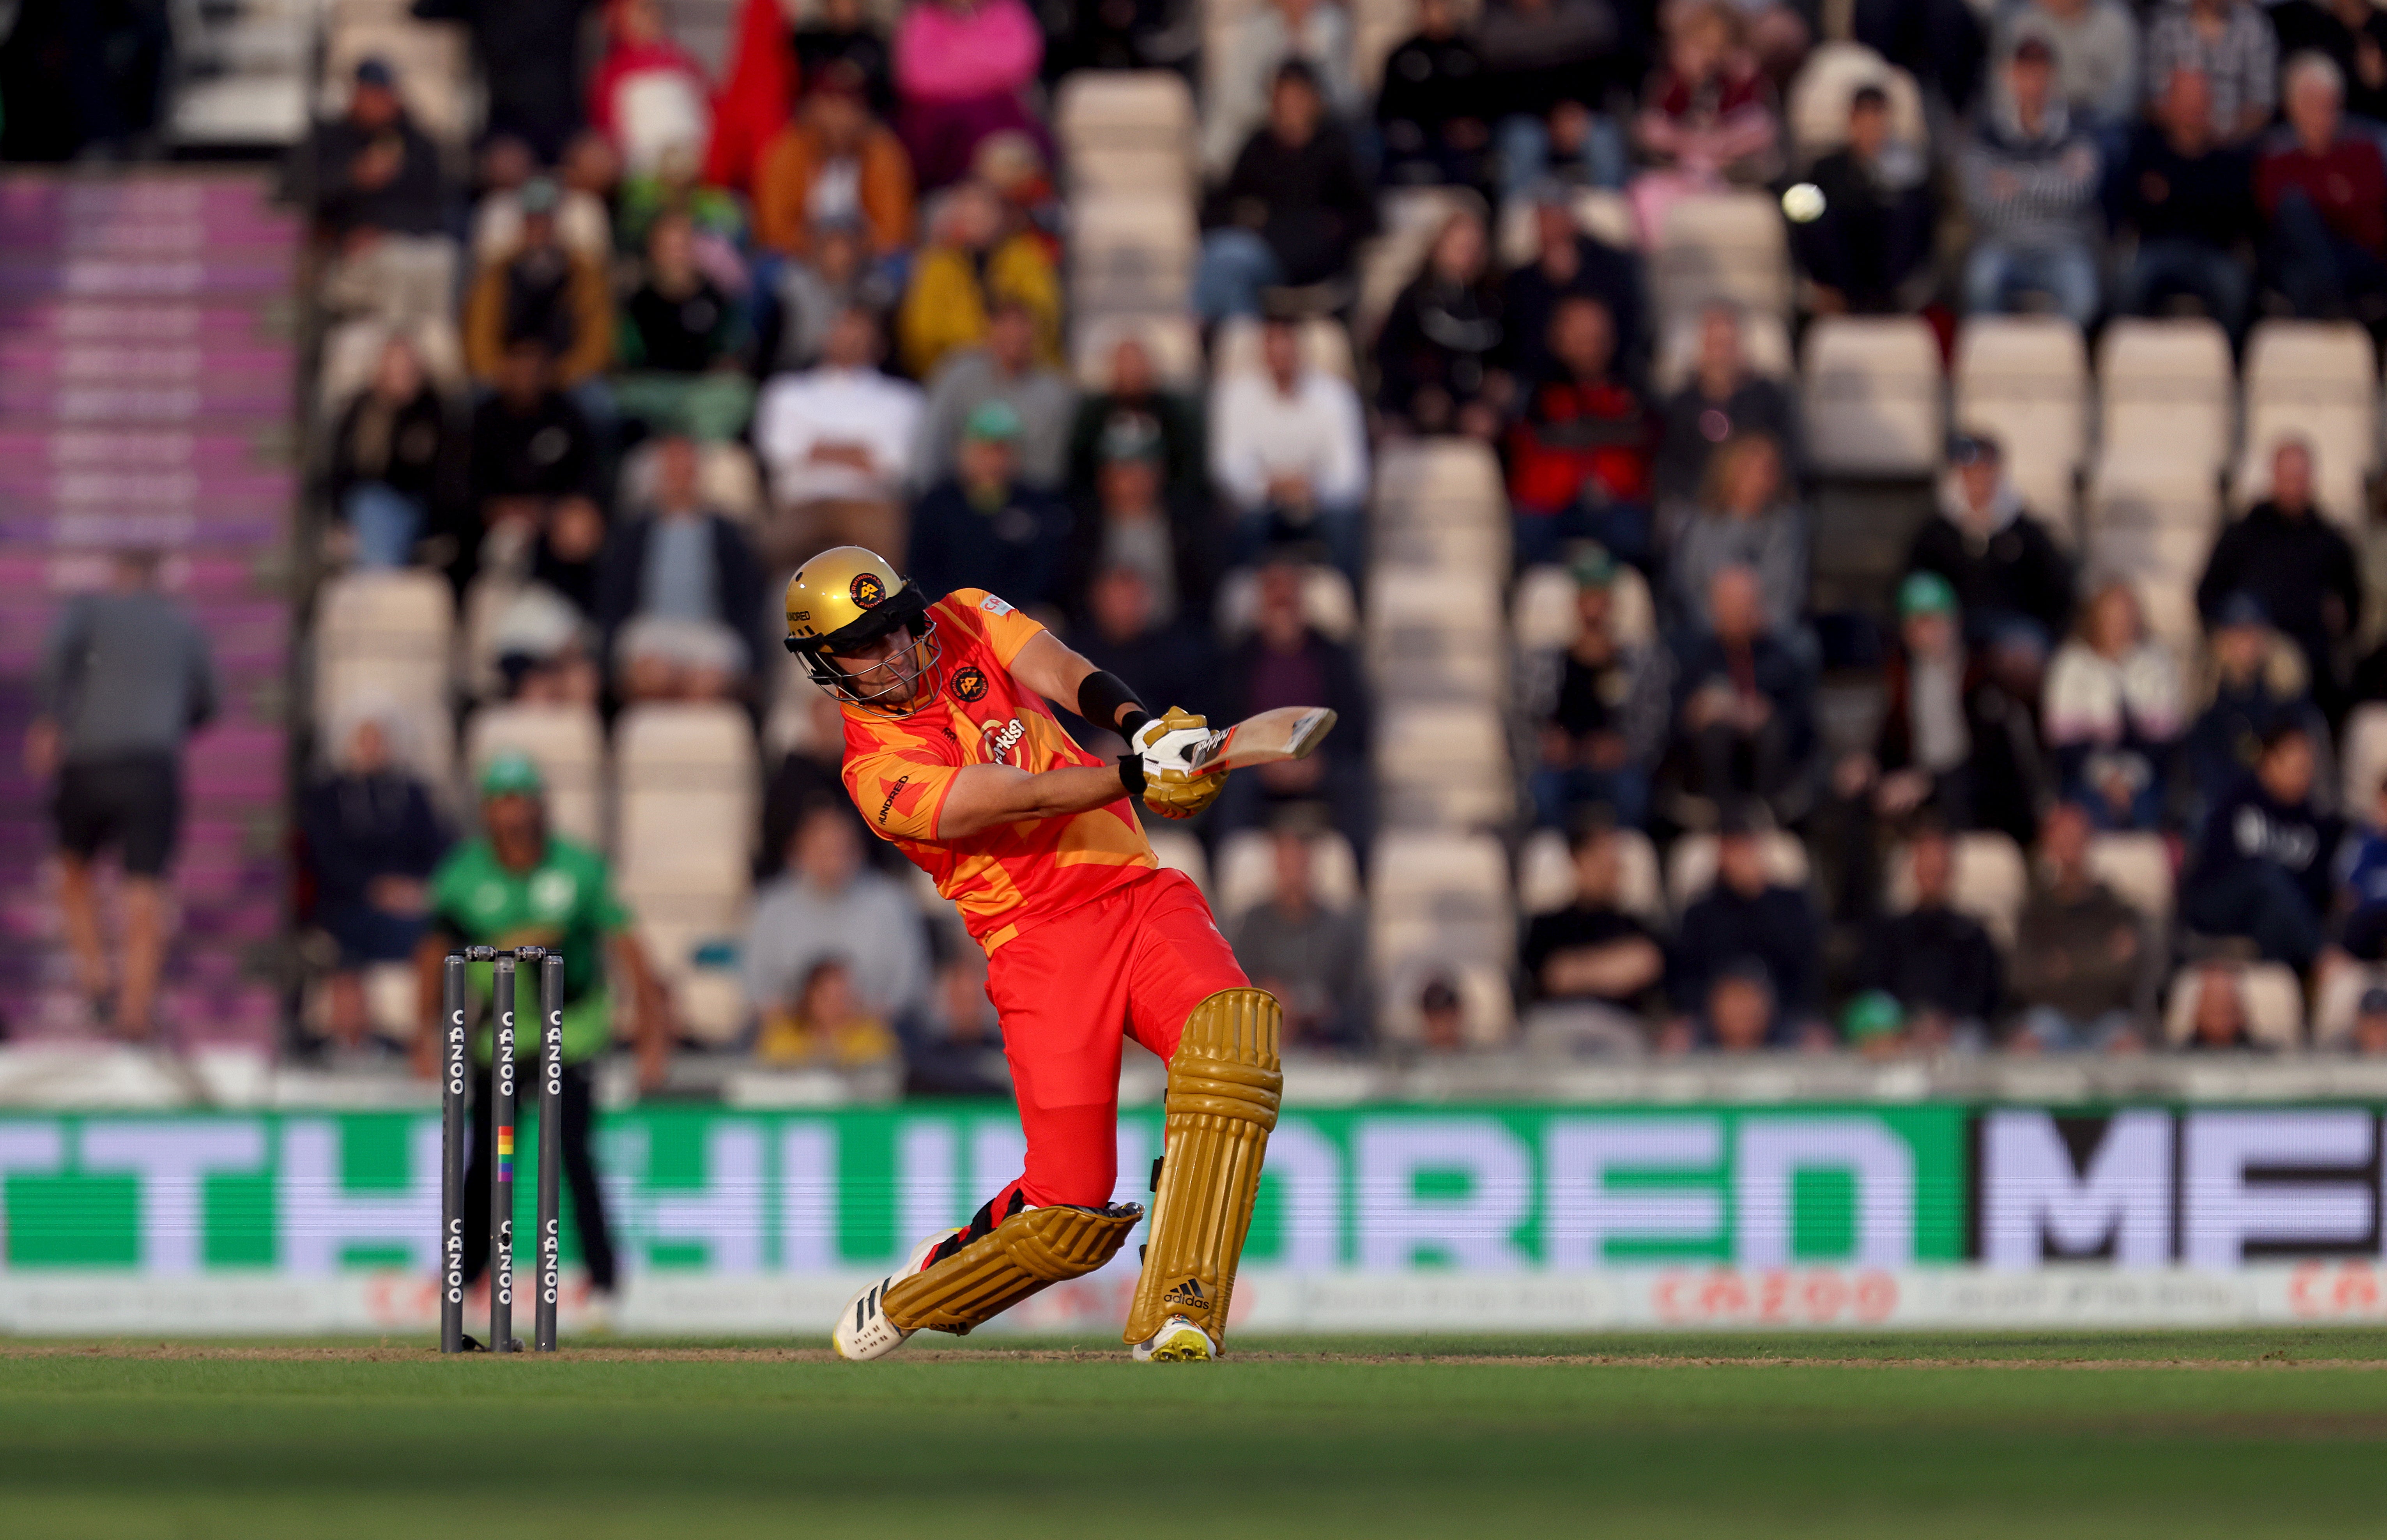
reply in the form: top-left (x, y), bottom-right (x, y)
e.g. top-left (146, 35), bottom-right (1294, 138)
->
top-left (979, 717), bottom-right (1027, 766)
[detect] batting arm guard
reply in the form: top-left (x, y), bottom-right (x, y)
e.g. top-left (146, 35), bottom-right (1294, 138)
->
top-left (881, 1202), bottom-right (1142, 1335)
top-left (1124, 987), bottom-right (1283, 1349)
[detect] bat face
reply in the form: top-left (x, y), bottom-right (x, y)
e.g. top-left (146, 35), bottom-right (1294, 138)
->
top-left (1188, 706), bottom-right (1339, 774)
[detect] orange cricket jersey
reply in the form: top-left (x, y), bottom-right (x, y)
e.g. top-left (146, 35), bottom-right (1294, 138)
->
top-left (840, 588), bottom-right (1156, 952)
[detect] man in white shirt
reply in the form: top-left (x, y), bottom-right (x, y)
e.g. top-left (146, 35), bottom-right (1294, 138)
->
top-left (1208, 315), bottom-right (1370, 580)
top-left (754, 306), bottom-right (923, 567)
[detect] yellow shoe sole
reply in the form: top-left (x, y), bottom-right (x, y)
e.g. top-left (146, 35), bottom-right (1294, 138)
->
top-left (1140, 1324), bottom-right (1215, 1363)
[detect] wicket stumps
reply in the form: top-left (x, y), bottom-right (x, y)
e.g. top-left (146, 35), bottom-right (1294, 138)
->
top-left (439, 947), bottom-right (566, 1354)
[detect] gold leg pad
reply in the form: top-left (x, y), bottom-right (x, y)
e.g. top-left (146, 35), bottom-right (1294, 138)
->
top-left (882, 1203), bottom-right (1142, 1335)
top-left (1124, 988), bottom-right (1283, 1348)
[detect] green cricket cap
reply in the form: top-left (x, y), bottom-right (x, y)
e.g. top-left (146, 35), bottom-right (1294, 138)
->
top-left (478, 751), bottom-right (546, 799)
top-left (1898, 570), bottom-right (1958, 619)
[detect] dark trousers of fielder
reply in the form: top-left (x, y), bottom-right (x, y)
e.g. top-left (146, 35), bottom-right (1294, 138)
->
top-left (463, 1059), bottom-right (618, 1293)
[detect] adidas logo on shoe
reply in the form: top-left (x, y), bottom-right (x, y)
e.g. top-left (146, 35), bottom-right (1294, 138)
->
top-left (1161, 1278), bottom-right (1207, 1310)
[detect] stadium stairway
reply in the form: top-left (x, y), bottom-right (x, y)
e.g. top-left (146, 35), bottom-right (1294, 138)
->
top-left (0, 172), bottom-right (298, 1051)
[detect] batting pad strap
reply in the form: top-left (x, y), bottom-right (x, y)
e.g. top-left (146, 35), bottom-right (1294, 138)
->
top-left (881, 1202), bottom-right (1141, 1335)
top-left (1125, 988), bottom-right (1283, 1349)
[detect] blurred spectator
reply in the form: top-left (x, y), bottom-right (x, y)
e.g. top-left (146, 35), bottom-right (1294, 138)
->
top-left (1377, 0), bottom-right (1493, 189)
top-left (747, 801), bottom-right (928, 1048)
top-left (754, 64), bottom-right (915, 260)
top-left (1653, 305), bottom-right (1797, 509)
top-left (1210, 560), bottom-right (1375, 860)
top-left (1959, 37), bottom-right (2101, 328)
top-left (755, 306), bottom-right (923, 566)
top-left (1196, 62), bottom-right (1378, 320)
top-left (1787, 85), bottom-right (1936, 316)
top-left (764, 222), bottom-right (897, 372)
top-left (2143, 0), bottom-right (2276, 144)
top-left (303, 706), bottom-right (449, 1049)
top-left (892, 0), bottom-right (1048, 189)
top-left (587, 0), bottom-right (713, 177)
top-left (472, 135), bottom-right (612, 266)
top-left (1478, 0), bottom-right (1627, 199)
top-left (2259, 53), bottom-right (2387, 321)
top-left (906, 947), bottom-right (1012, 1094)
top-left (1230, 828), bottom-right (1370, 1048)
top-left (1501, 186), bottom-right (1646, 385)
top-left (907, 401), bottom-right (1073, 609)
top-left (914, 298), bottom-right (1076, 490)
top-left (2044, 582), bottom-right (2183, 829)
top-left (761, 690), bottom-right (854, 879)
top-left (328, 335), bottom-right (460, 569)
top-left (1067, 566), bottom-right (1217, 743)
top-left (898, 181), bottom-right (1063, 380)
top-left (1203, 0), bottom-right (1360, 172)
top-left (611, 617), bottom-right (745, 702)
top-left (1375, 208), bottom-right (1511, 438)
top-left (2113, 67), bottom-right (2257, 336)
top-left (1666, 432), bottom-right (1805, 639)
top-left (1849, 0), bottom-right (1988, 117)
top-left (2180, 961), bottom-right (2256, 1049)
top-left (1669, 565), bottom-right (1815, 821)
top-left (1066, 336), bottom-right (1205, 503)
top-left (1211, 315), bottom-right (1370, 580)
top-left (27, 550), bottom-right (216, 1041)
top-left (756, 956), bottom-right (901, 1067)
top-left (613, 211), bottom-right (756, 441)
top-left (429, 0), bottom-right (592, 159)
top-left (2185, 593), bottom-right (2330, 810)
top-left (302, 58), bottom-right (457, 328)
top-left (2182, 721), bottom-right (2344, 968)
top-left (1680, 963), bottom-right (1785, 1053)
top-left (594, 435), bottom-right (767, 697)
top-left (1042, 0), bottom-right (1190, 78)
top-left (1529, 547), bottom-right (1667, 829)
top-left (794, 0), bottom-right (897, 117)
top-left (2353, 985), bottom-right (2387, 1054)
top-left (1844, 571), bottom-right (2050, 849)
top-left (1858, 822), bottom-right (2002, 1048)
top-left (2273, 0), bottom-right (2387, 124)
top-left (463, 178), bottom-right (614, 391)
top-left (2196, 439), bottom-right (2360, 717)
top-left (2336, 776), bottom-right (2387, 959)
top-left (2010, 802), bottom-right (2150, 1050)
top-left (487, 586), bottom-right (603, 704)
top-left (1627, 0), bottom-right (1780, 242)
top-left (1907, 433), bottom-right (2073, 653)
top-left (1417, 975), bottom-right (1471, 1052)
top-left (1062, 422), bottom-right (1215, 630)
top-left (1668, 813), bottom-right (1824, 1041)
top-left (1520, 821), bottom-right (1667, 1053)
top-left (1994, 0), bottom-right (2139, 128)
top-left (1506, 294), bottom-right (1654, 568)
top-left (1837, 990), bottom-right (1909, 1059)
top-left (467, 341), bottom-right (604, 579)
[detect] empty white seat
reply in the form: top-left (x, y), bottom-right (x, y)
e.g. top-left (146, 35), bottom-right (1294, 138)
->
top-left (1214, 827), bottom-right (1362, 921)
top-left (2097, 317), bottom-right (2233, 473)
top-left (1518, 826), bottom-right (1663, 921)
top-left (1212, 315), bottom-right (1359, 384)
top-left (464, 703), bottom-right (605, 846)
top-left (1372, 437), bottom-right (1506, 520)
top-left (1144, 825), bottom-right (1210, 894)
top-left (1055, 69), bottom-right (1195, 145)
top-left (1783, 42), bottom-right (1928, 166)
top-left (315, 313), bottom-right (464, 416)
top-left (2085, 831), bottom-right (2175, 927)
top-left (1666, 831), bottom-right (1809, 911)
top-left (1213, 563), bottom-right (1359, 643)
top-left (1368, 566), bottom-right (1506, 701)
top-left (1375, 702), bottom-right (1513, 826)
top-left (2235, 320), bottom-right (2377, 525)
top-left (1069, 195), bottom-right (1196, 312)
top-left (1373, 508), bottom-right (1511, 575)
top-left (1368, 830), bottom-right (1514, 971)
top-left (1651, 191), bottom-right (1790, 322)
top-left (1955, 315), bottom-right (2088, 540)
top-left (1883, 832), bottom-right (2029, 948)
top-left (614, 703), bottom-right (757, 885)
top-left (1802, 316), bottom-right (1943, 476)
top-left (2164, 962), bottom-right (2304, 1049)
top-left (313, 568), bottom-right (455, 783)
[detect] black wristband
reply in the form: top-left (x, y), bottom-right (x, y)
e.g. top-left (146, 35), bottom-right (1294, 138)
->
top-left (1078, 669), bottom-right (1149, 740)
top-left (1117, 753), bottom-right (1146, 796)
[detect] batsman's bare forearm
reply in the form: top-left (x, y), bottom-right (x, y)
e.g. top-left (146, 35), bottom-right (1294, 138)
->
top-left (936, 762), bottom-right (1131, 839)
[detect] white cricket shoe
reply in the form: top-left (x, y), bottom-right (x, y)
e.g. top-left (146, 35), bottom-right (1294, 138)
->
top-left (832, 1228), bottom-right (956, 1361)
top-left (1131, 1313), bottom-right (1216, 1363)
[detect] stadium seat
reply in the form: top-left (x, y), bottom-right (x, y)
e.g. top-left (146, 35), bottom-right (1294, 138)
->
top-left (314, 313), bottom-right (464, 416)
top-left (311, 568), bottom-right (455, 786)
top-left (1214, 827), bottom-right (1362, 922)
top-left (1213, 562), bottom-right (1359, 643)
top-left (1665, 831), bottom-right (1810, 911)
top-left (1651, 308), bottom-right (1794, 395)
top-left (464, 702), bottom-right (605, 846)
top-left (1801, 315), bottom-right (1943, 476)
top-left (2097, 317), bottom-right (2233, 476)
top-left (1375, 702), bottom-right (1513, 826)
top-left (1070, 313), bottom-right (1202, 391)
top-left (1212, 315), bottom-right (1359, 384)
top-left (1783, 42), bottom-right (1928, 167)
top-left (1955, 315), bottom-right (2088, 542)
top-left (1367, 565), bottom-right (1506, 700)
top-left (1516, 825), bottom-right (1663, 921)
top-left (1144, 825), bottom-right (1210, 894)
top-left (2162, 961), bottom-right (2303, 1049)
top-left (1882, 831), bottom-right (2029, 948)
top-left (2311, 962), bottom-right (2387, 1047)
top-left (1511, 562), bottom-right (1656, 653)
top-left (615, 439), bottom-right (765, 527)
top-left (1493, 188), bottom-right (1638, 267)
top-left (1054, 71), bottom-right (1196, 198)
top-left (1068, 193), bottom-right (1196, 316)
top-left (2341, 703), bottom-right (2387, 810)
top-left (1376, 958), bottom-right (1516, 1046)
top-left (1373, 501), bottom-right (1511, 575)
top-left (1650, 191), bottom-right (1790, 324)
top-left (615, 703), bottom-right (758, 1047)
top-left (2233, 320), bottom-right (2376, 525)
top-left (1370, 437), bottom-right (1506, 528)
top-left (1368, 830), bottom-right (1514, 972)
top-left (2085, 832), bottom-right (2175, 928)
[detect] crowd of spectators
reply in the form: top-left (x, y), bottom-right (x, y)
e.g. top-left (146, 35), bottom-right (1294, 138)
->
top-left (284, 0), bottom-right (2387, 1077)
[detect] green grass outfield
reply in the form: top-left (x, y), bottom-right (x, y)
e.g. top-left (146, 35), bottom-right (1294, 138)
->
top-left (7, 1330), bottom-right (2387, 1538)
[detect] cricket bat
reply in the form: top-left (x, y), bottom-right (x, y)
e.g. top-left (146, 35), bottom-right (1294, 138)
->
top-left (1185, 706), bottom-right (1338, 775)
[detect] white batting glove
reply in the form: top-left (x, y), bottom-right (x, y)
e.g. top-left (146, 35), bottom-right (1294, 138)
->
top-left (1131, 707), bottom-right (1213, 777)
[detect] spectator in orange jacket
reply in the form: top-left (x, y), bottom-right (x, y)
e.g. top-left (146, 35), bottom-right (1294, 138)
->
top-left (463, 177), bottom-right (614, 390)
top-left (754, 61), bottom-right (916, 259)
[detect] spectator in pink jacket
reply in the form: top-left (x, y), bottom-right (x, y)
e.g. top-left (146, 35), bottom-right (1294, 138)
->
top-left (894, 0), bottom-right (1049, 188)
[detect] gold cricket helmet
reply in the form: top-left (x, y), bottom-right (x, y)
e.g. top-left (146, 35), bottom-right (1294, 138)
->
top-left (782, 546), bottom-right (942, 712)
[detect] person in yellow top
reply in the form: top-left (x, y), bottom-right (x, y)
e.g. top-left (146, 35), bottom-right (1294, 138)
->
top-left (782, 547), bottom-right (1283, 1366)
top-left (895, 180), bottom-right (1060, 377)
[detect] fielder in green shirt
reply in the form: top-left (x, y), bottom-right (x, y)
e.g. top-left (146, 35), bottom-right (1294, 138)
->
top-left (412, 752), bottom-right (673, 1312)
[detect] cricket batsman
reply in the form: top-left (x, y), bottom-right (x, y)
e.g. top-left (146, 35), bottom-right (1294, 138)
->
top-left (784, 547), bottom-right (1281, 1364)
